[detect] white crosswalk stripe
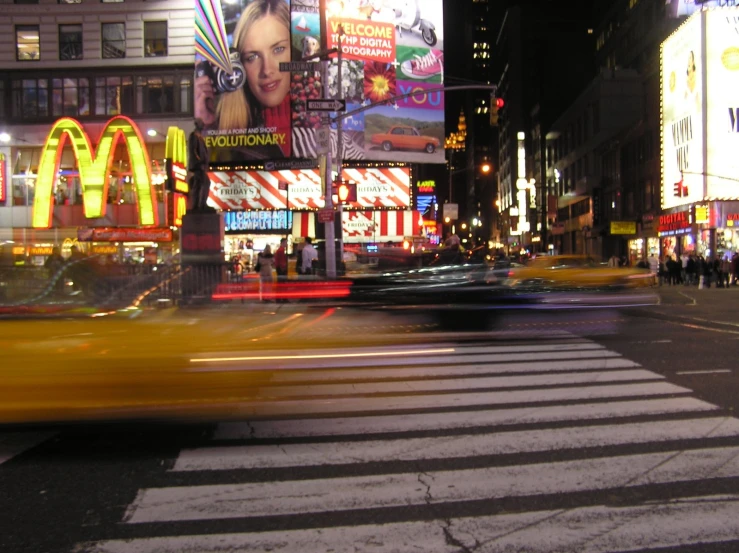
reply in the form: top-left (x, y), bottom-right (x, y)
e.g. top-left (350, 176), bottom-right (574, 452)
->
top-left (76, 335), bottom-right (739, 553)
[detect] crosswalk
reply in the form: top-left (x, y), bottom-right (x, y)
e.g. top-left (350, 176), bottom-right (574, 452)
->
top-left (75, 333), bottom-right (739, 553)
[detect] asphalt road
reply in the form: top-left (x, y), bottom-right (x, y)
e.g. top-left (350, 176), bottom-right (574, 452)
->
top-left (1, 290), bottom-right (739, 553)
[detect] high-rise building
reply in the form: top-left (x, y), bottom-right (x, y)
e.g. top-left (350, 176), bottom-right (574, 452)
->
top-left (442, 0), bottom-right (496, 246)
top-left (492, 1), bottom-right (595, 253)
top-left (581, 0), bottom-right (684, 263)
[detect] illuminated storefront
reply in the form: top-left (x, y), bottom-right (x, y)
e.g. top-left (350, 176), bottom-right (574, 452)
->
top-left (207, 164), bottom-right (421, 251)
top-left (1, 116), bottom-right (180, 264)
top-left (661, 7), bottom-right (739, 260)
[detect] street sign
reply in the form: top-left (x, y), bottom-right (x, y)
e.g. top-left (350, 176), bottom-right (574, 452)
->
top-left (264, 159), bottom-right (318, 171)
top-left (307, 98), bottom-right (346, 112)
top-left (317, 208), bottom-right (335, 223)
top-left (316, 127), bottom-right (330, 154)
top-left (443, 203), bottom-right (459, 220)
top-left (279, 61), bottom-right (319, 72)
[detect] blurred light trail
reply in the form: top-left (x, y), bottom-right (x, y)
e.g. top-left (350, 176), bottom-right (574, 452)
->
top-left (190, 348), bottom-right (456, 364)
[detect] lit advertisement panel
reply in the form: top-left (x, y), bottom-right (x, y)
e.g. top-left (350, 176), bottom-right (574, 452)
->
top-left (224, 210), bottom-right (293, 232)
top-left (194, 0), bottom-right (445, 164)
top-left (666, 1), bottom-right (722, 18)
top-left (661, 12), bottom-right (704, 209)
top-left (206, 166), bottom-right (410, 210)
top-left (705, 8), bottom-right (739, 199)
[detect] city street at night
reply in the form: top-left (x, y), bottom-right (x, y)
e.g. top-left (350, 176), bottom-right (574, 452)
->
top-left (2, 288), bottom-right (739, 553)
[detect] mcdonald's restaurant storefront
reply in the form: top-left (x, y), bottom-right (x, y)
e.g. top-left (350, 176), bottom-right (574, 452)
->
top-left (0, 116), bottom-right (187, 265)
top-left (0, 116), bottom-right (422, 267)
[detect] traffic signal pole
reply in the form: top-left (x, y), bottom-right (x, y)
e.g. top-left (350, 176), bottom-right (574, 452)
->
top-left (321, 59), bottom-right (337, 279)
top-left (335, 25), bottom-right (345, 274)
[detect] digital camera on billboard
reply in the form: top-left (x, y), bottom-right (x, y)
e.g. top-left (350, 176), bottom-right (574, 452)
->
top-left (195, 49), bottom-right (246, 94)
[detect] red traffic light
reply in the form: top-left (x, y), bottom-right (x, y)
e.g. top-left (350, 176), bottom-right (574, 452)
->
top-left (338, 183), bottom-right (350, 202)
top-left (495, 98), bottom-right (505, 109)
top-left (334, 180), bottom-right (357, 203)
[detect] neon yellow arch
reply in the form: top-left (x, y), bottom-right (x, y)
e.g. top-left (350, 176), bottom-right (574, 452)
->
top-left (32, 116), bottom-right (158, 228)
top-left (165, 126), bottom-right (189, 195)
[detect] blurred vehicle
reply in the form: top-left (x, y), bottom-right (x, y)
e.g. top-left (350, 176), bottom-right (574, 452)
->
top-left (370, 125), bottom-right (440, 153)
top-left (485, 257), bottom-right (525, 285)
top-left (505, 255), bottom-right (654, 290)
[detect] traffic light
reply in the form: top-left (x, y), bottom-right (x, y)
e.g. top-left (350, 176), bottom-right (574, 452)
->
top-left (490, 97), bottom-right (504, 127)
top-left (335, 180), bottom-right (357, 203)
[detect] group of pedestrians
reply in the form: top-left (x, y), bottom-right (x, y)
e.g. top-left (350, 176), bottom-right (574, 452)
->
top-left (649, 252), bottom-right (739, 288)
top-left (252, 237), bottom-right (319, 301)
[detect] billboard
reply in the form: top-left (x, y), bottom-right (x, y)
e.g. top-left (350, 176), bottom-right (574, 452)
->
top-left (32, 116), bottom-right (158, 228)
top-left (665, 0), bottom-right (725, 18)
top-left (661, 12), bottom-right (704, 209)
top-left (207, 166), bottom-right (410, 210)
top-left (705, 9), bottom-right (739, 200)
top-left (193, 0), bottom-right (445, 164)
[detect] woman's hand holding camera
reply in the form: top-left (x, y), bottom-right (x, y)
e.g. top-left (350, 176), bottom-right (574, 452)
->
top-left (194, 75), bottom-right (217, 129)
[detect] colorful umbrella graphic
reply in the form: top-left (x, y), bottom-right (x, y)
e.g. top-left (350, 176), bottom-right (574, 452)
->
top-left (195, 0), bottom-right (233, 74)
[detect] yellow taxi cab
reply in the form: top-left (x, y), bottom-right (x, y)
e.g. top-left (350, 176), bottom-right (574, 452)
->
top-left (505, 255), bottom-right (654, 290)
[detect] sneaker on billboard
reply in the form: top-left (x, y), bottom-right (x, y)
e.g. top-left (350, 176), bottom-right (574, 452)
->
top-left (400, 49), bottom-right (443, 80)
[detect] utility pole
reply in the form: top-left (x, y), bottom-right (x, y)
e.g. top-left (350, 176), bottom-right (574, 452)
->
top-left (335, 24), bottom-right (344, 275)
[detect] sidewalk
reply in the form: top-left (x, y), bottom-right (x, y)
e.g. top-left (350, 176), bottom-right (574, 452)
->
top-left (631, 283), bottom-right (739, 330)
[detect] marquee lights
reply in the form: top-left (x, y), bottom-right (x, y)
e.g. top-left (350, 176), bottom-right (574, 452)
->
top-left (32, 116), bottom-right (158, 228)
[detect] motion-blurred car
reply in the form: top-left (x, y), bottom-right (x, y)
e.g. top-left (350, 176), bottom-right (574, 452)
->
top-left (370, 125), bottom-right (440, 153)
top-left (505, 255), bottom-right (654, 290)
top-left (485, 257), bottom-right (525, 285)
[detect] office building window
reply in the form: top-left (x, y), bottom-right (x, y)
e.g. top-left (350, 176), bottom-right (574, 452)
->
top-left (59, 24), bottom-right (83, 61)
top-left (12, 79), bottom-right (48, 118)
top-left (15, 0), bottom-right (38, 3)
top-left (101, 0), bottom-right (124, 3)
top-left (102, 23), bottom-right (126, 59)
top-left (144, 21), bottom-right (167, 57)
top-left (52, 78), bottom-right (90, 117)
top-left (95, 76), bottom-right (134, 116)
top-left (16, 25), bottom-right (40, 61)
top-left (58, 0), bottom-right (82, 4)
top-left (179, 76), bottom-right (192, 113)
top-left (136, 75), bottom-right (175, 114)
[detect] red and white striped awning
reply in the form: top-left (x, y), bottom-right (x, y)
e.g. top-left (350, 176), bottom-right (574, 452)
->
top-left (207, 167), bottom-right (411, 211)
top-left (291, 210), bottom-right (421, 242)
top-left (291, 212), bottom-right (316, 238)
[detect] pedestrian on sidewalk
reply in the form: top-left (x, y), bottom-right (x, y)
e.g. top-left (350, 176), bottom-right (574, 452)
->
top-left (721, 255), bottom-right (731, 288)
top-left (274, 238), bottom-right (288, 302)
top-left (301, 237), bottom-right (318, 275)
top-left (256, 245), bottom-right (275, 301)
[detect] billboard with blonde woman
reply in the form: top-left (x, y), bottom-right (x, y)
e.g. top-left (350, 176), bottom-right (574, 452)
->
top-left (194, 0), bottom-right (445, 164)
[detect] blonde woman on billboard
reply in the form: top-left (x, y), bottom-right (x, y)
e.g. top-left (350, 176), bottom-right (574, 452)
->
top-left (684, 50), bottom-right (700, 113)
top-left (194, 0), bottom-right (293, 159)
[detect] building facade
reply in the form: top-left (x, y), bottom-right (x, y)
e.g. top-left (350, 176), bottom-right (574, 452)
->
top-left (0, 0), bottom-right (424, 268)
top-left (545, 68), bottom-right (642, 259)
top-left (0, 0), bottom-right (194, 263)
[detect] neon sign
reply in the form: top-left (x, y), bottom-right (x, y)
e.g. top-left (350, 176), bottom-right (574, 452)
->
top-left (165, 127), bottom-right (189, 195)
top-left (418, 180), bottom-right (436, 193)
top-left (165, 126), bottom-right (189, 227)
top-left (32, 116), bottom-right (158, 228)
